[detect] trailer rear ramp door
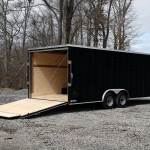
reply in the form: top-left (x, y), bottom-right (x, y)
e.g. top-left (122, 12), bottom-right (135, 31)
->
top-left (0, 94), bottom-right (67, 118)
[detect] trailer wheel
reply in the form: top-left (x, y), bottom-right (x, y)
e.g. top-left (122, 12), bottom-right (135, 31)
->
top-left (102, 92), bottom-right (115, 109)
top-left (116, 92), bottom-right (127, 108)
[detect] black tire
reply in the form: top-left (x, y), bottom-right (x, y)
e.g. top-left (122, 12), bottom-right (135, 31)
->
top-left (102, 92), bottom-right (115, 109)
top-left (116, 92), bottom-right (128, 108)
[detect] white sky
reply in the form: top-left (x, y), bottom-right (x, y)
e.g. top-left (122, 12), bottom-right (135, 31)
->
top-left (131, 0), bottom-right (150, 54)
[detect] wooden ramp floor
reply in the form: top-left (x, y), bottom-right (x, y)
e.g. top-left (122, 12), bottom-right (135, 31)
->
top-left (0, 94), bottom-right (68, 118)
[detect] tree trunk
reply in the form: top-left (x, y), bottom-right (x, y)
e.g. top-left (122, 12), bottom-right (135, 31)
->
top-left (81, 18), bottom-right (83, 45)
top-left (102, 24), bottom-right (106, 48)
top-left (94, 22), bottom-right (98, 47)
top-left (122, 19), bottom-right (125, 50)
top-left (102, 0), bottom-right (113, 48)
top-left (4, 10), bottom-right (8, 85)
top-left (66, 0), bottom-right (74, 44)
top-left (58, 0), bottom-right (63, 45)
top-left (114, 36), bottom-right (117, 49)
top-left (62, 0), bottom-right (67, 44)
top-left (51, 15), bottom-right (54, 45)
top-left (119, 26), bottom-right (122, 50)
top-left (87, 16), bottom-right (91, 46)
top-left (75, 31), bottom-right (78, 45)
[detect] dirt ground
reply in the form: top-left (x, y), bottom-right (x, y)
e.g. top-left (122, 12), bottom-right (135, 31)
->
top-left (0, 97), bottom-right (150, 150)
top-left (0, 88), bottom-right (17, 91)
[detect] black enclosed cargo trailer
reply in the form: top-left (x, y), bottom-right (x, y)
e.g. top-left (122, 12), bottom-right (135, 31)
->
top-left (28, 44), bottom-right (150, 108)
top-left (0, 44), bottom-right (150, 118)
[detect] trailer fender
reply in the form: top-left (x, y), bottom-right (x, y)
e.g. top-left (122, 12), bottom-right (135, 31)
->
top-left (102, 89), bottom-right (129, 102)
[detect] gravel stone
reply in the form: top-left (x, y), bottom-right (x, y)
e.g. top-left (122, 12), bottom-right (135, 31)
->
top-left (0, 89), bottom-right (150, 149)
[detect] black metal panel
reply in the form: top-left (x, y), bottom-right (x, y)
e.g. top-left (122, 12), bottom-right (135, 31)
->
top-left (68, 46), bottom-right (150, 103)
top-left (68, 47), bottom-right (114, 103)
top-left (143, 55), bottom-right (150, 96)
top-left (127, 53), bottom-right (144, 97)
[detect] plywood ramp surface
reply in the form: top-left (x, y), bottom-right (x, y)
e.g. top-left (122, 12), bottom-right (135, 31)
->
top-left (32, 94), bottom-right (68, 102)
top-left (0, 95), bottom-right (67, 118)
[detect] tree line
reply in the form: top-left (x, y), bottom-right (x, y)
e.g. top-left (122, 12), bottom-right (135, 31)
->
top-left (0, 0), bottom-right (140, 89)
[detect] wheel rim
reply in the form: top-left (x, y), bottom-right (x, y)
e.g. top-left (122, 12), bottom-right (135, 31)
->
top-left (107, 96), bottom-right (113, 107)
top-left (120, 95), bottom-right (126, 105)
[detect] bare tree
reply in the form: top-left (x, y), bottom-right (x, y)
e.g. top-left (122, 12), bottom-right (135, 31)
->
top-left (111, 0), bottom-right (133, 50)
top-left (101, 0), bottom-right (113, 48)
top-left (42, 0), bottom-right (83, 44)
top-left (28, 9), bottom-right (56, 47)
top-left (0, 0), bottom-right (21, 85)
top-left (84, 0), bottom-right (107, 47)
top-left (58, 0), bottom-right (63, 45)
top-left (15, 0), bottom-right (33, 87)
top-left (0, 0), bottom-right (9, 77)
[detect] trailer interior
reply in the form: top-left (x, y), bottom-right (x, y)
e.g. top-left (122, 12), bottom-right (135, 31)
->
top-left (29, 49), bottom-right (68, 102)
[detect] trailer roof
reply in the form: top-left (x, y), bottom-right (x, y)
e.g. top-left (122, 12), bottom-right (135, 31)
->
top-left (28, 44), bottom-right (150, 56)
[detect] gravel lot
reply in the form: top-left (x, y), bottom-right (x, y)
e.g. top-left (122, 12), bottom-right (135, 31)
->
top-left (0, 89), bottom-right (150, 150)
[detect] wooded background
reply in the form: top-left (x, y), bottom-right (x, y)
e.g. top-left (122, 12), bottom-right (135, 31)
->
top-left (0, 0), bottom-right (140, 89)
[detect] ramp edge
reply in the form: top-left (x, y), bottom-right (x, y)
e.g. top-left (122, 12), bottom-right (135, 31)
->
top-left (21, 102), bottom-right (67, 118)
top-left (0, 111), bottom-right (21, 118)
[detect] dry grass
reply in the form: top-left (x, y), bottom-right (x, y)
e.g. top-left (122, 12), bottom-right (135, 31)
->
top-left (0, 88), bottom-right (18, 91)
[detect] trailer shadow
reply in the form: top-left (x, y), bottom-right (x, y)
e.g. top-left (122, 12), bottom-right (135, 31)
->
top-left (26, 99), bottom-right (150, 119)
top-left (26, 103), bottom-right (103, 119)
top-left (127, 99), bottom-right (150, 107)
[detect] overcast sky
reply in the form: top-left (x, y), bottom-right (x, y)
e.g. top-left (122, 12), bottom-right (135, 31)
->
top-left (131, 0), bottom-right (150, 54)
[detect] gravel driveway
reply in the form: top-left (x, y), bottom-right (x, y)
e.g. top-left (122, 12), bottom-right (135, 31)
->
top-left (0, 89), bottom-right (150, 150)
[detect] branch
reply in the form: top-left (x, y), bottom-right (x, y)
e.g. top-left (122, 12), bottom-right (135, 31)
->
top-left (71, 0), bottom-right (84, 17)
top-left (42, 0), bottom-right (59, 23)
top-left (70, 22), bottom-right (82, 43)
